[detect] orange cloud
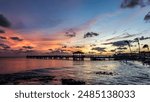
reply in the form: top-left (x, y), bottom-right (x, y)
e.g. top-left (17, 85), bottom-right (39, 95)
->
top-left (0, 28), bottom-right (35, 49)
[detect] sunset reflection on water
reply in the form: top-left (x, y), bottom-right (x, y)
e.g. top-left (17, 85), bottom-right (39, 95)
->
top-left (0, 58), bottom-right (150, 85)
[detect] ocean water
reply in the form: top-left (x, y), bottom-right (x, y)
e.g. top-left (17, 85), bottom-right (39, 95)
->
top-left (0, 58), bottom-right (150, 85)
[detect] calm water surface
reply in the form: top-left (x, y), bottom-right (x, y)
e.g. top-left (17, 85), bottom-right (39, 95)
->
top-left (0, 58), bottom-right (150, 85)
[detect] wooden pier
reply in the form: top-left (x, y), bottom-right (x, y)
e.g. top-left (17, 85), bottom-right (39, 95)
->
top-left (26, 54), bottom-right (114, 61)
top-left (26, 51), bottom-right (150, 61)
top-left (26, 51), bottom-right (114, 61)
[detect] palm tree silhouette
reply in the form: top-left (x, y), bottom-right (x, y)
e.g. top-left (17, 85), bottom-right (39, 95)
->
top-left (124, 40), bottom-right (132, 54)
top-left (134, 38), bottom-right (141, 53)
top-left (143, 44), bottom-right (149, 51)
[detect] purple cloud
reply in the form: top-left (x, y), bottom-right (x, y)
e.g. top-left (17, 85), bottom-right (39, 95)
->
top-left (0, 43), bottom-right (10, 49)
top-left (0, 14), bottom-right (11, 28)
top-left (91, 47), bottom-right (106, 52)
top-left (0, 36), bottom-right (7, 40)
top-left (22, 46), bottom-right (34, 49)
top-left (10, 37), bottom-right (23, 41)
top-left (84, 32), bottom-right (99, 38)
top-left (65, 29), bottom-right (76, 38)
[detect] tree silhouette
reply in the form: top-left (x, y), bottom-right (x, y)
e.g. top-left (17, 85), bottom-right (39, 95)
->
top-left (124, 40), bottom-right (132, 54)
top-left (143, 44), bottom-right (149, 51)
top-left (134, 38), bottom-right (141, 53)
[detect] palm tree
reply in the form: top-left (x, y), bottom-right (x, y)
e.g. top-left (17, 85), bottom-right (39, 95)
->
top-left (143, 44), bottom-right (149, 51)
top-left (124, 40), bottom-right (132, 54)
top-left (134, 38), bottom-right (141, 53)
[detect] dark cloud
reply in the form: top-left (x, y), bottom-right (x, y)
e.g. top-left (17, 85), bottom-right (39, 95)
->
top-left (84, 32), bottom-right (99, 38)
top-left (120, 0), bottom-right (150, 8)
top-left (90, 44), bottom-right (96, 47)
top-left (103, 40), bottom-right (133, 47)
top-left (0, 29), bottom-right (5, 33)
top-left (134, 36), bottom-right (150, 41)
top-left (121, 0), bottom-right (139, 8)
top-left (110, 49), bottom-right (116, 52)
top-left (121, 0), bottom-right (150, 22)
top-left (122, 33), bottom-right (136, 38)
top-left (49, 49), bottom-right (69, 54)
top-left (112, 40), bottom-right (132, 47)
top-left (10, 49), bottom-right (25, 54)
top-left (62, 45), bottom-right (67, 48)
top-left (0, 36), bottom-right (7, 40)
top-left (106, 33), bottom-right (137, 41)
top-left (0, 14), bottom-right (11, 28)
top-left (22, 46), bottom-right (34, 49)
top-left (117, 47), bottom-right (128, 50)
top-left (144, 12), bottom-right (150, 22)
top-left (48, 49), bottom-right (53, 51)
top-left (91, 47), bottom-right (106, 52)
top-left (10, 37), bottom-right (23, 41)
top-left (104, 36), bottom-right (149, 48)
top-left (65, 29), bottom-right (76, 38)
top-left (73, 46), bottom-right (85, 48)
top-left (11, 49), bottom-right (36, 54)
top-left (102, 42), bottom-right (112, 45)
top-left (0, 43), bottom-right (10, 49)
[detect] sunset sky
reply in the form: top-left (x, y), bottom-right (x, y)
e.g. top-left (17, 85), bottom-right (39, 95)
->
top-left (0, 0), bottom-right (150, 57)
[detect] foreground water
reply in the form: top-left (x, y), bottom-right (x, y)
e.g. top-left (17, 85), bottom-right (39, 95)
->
top-left (0, 58), bottom-right (150, 85)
